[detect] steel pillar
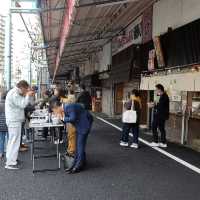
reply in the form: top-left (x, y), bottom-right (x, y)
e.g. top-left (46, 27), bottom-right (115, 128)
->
top-left (5, 0), bottom-right (12, 89)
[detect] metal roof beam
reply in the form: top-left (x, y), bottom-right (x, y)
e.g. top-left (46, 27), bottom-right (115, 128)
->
top-left (60, 61), bottom-right (86, 65)
top-left (60, 59), bottom-right (88, 64)
top-left (63, 46), bottom-right (103, 54)
top-left (76, 0), bottom-right (139, 8)
top-left (65, 36), bottom-right (112, 46)
top-left (10, 7), bottom-right (65, 14)
top-left (61, 56), bottom-right (89, 62)
top-left (68, 27), bottom-right (122, 39)
top-left (75, 16), bottom-right (109, 24)
top-left (62, 49), bottom-right (101, 58)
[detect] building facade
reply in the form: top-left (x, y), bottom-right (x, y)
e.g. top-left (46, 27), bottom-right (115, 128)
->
top-left (140, 0), bottom-right (200, 151)
top-left (78, 0), bottom-right (200, 152)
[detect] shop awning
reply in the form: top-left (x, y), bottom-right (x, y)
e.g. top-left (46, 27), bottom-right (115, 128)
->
top-left (39, 0), bottom-right (156, 81)
top-left (140, 72), bottom-right (200, 91)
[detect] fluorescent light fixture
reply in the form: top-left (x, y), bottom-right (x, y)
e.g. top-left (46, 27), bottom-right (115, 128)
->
top-left (96, 0), bottom-right (138, 7)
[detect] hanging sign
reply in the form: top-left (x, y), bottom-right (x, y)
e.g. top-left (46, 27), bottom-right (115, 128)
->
top-left (142, 6), bottom-right (153, 44)
top-left (153, 36), bottom-right (165, 67)
top-left (112, 16), bottom-right (142, 55)
top-left (148, 49), bottom-right (156, 71)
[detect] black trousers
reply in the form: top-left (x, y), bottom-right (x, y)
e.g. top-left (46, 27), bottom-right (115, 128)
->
top-left (152, 117), bottom-right (166, 144)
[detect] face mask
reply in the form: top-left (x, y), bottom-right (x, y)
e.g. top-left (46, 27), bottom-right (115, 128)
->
top-left (18, 88), bottom-right (23, 95)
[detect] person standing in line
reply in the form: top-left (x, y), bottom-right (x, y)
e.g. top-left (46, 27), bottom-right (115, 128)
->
top-left (77, 84), bottom-right (92, 110)
top-left (48, 86), bottom-right (62, 109)
top-left (5, 80), bottom-right (34, 170)
top-left (51, 101), bottom-right (93, 174)
top-left (65, 89), bottom-right (77, 157)
top-left (149, 84), bottom-right (169, 148)
top-left (49, 87), bottom-right (65, 144)
top-left (0, 91), bottom-right (8, 161)
top-left (130, 89), bottom-right (142, 109)
top-left (120, 91), bottom-right (141, 149)
top-left (20, 86), bottom-right (37, 151)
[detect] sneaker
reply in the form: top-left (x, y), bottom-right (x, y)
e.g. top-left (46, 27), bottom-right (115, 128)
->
top-left (5, 164), bottom-right (20, 170)
top-left (17, 160), bottom-right (23, 165)
top-left (120, 141), bottom-right (129, 147)
top-left (59, 140), bottom-right (64, 144)
top-left (130, 143), bottom-right (139, 149)
top-left (0, 154), bottom-right (4, 162)
top-left (19, 146), bottom-right (28, 152)
top-left (54, 140), bottom-right (59, 145)
top-left (26, 139), bottom-right (32, 143)
top-left (159, 143), bottom-right (167, 148)
top-left (150, 142), bottom-right (159, 147)
top-left (21, 143), bottom-right (28, 148)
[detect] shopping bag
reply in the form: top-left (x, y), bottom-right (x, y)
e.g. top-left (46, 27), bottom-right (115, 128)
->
top-left (63, 154), bottom-right (74, 170)
top-left (122, 101), bottom-right (137, 123)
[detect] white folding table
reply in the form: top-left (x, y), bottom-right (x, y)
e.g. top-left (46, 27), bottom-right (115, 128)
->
top-left (29, 121), bottom-right (64, 173)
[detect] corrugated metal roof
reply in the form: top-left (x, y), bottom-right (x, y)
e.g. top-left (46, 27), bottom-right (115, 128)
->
top-left (40, 0), bottom-right (155, 80)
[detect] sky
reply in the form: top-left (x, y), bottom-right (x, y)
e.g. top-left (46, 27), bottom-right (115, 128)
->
top-left (0, 0), bottom-right (36, 15)
top-left (0, 0), bottom-right (9, 15)
top-left (2, 0), bottom-right (46, 86)
top-left (2, 0), bottom-right (39, 85)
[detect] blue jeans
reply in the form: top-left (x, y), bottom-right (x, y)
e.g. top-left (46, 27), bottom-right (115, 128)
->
top-left (73, 132), bottom-right (89, 169)
top-left (121, 123), bottom-right (139, 144)
top-left (0, 132), bottom-right (8, 154)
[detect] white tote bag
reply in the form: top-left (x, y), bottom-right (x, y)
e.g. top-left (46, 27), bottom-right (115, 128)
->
top-left (122, 101), bottom-right (137, 123)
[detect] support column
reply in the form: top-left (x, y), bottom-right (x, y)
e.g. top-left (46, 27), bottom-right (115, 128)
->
top-left (5, 0), bottom-right (12, 89)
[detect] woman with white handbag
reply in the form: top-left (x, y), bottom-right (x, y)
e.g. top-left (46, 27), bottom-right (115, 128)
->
top-left (120, 90), bottom-right (141, 149)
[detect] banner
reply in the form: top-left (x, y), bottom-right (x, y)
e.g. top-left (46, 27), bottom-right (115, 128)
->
top-left (153, 36), bottom-right (165, 67)
top-left (142, 6), bottom-right (153, 44)
top-left (112, 16), bottom-right (142, 55)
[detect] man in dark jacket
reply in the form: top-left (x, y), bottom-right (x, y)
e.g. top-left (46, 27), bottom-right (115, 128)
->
top-left (150, 84), bottom-right (169, 148)
top-left (51, 101), bottom-right (93, 174)
top-left (77, 84), bottom-right (92, 110)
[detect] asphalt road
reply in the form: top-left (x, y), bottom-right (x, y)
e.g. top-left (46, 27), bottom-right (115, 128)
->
top-left (0, 118), bottom-right (200, 200)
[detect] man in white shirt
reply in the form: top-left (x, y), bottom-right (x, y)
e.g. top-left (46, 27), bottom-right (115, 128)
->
top-left (5, 80), bottom-right (34, 170)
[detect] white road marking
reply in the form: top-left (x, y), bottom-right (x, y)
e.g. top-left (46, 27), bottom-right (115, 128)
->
top-left (96, 116), bottom-right (200, 175)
